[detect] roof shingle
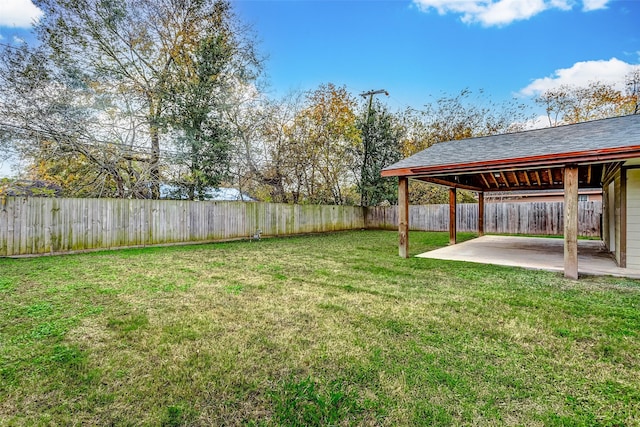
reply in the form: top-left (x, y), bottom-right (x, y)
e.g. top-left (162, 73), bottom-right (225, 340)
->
top-left (383, 114), bottom-right (640, 174)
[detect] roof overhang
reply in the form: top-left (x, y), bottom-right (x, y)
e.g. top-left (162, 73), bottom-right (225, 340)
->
top-left (382, 115), bottom-right (640, 192)
top-left (381, 146), bottom-right (640, 179)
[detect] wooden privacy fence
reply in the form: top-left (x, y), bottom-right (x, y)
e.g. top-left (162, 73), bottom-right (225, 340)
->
top-left (365, 201), bottom-right (602, 237)
top-left (0, 197), bottom-right (364, 256)
top-left (0, 197), bottom-right (602, 256)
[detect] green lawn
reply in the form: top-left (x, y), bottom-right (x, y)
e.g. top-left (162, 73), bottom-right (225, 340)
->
top-left (1, 231), bottom-right (639, 426)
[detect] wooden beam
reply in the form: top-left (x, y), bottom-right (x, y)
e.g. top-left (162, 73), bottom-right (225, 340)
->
top-left (586, 164), bottom-right (592, 185)
top-left (490, 172), bottom-right (500, 187)
top-left (500, 172), bottom-right (510, 188)
top-left (546, 169), bottom-right (553, 185)
top-left (420, 177), bottom-right (483, 192)
top-left (523, 171), bottom-right (531, 186)
top-left (480, 183), bottom-right (586, 191)
top-left (602, 162), bottom-right (622, 186)
top-left (449, 187), bottom-right (457, 245)
top-left (601, 163), bottom-right (610, 184)
top-left (478, 192), bottom-right (485, 237)
top-left (564, 165), bottom-right (579, 279)
top-left (479, 173), bottom-right (491, 189)
top-left (534, 170), bottom-right (542, 186)
top-left (510, 171), bottom-right (520, 187)
top-left (398, 176), bottom-right (409, 258)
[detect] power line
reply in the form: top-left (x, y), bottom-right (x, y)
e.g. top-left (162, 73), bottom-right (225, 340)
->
top-left (0, 42), bottom-right (27, 51)
top-left (0, 120), bottom-right (191, 159)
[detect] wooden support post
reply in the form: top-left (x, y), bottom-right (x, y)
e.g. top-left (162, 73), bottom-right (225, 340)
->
top-left (399, 176), bottom-right (409, 258)
top-left (564, 166), bottom-right (579, 279)
top-left (478, 192), bottom-right (485, 237)
top-left (620, 168), bottom-right (627, 267)
top-left (449, 187), bottom-right (457, 245)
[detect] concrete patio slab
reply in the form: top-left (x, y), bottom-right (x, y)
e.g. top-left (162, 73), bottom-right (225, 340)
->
top-left (416, 235), bottom-right (640, 279)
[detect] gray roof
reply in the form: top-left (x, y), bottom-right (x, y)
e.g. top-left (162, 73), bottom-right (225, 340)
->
top-left (383, 114), bottom-right (640, 173)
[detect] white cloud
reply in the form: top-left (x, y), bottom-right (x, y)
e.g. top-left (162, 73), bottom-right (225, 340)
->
top-left (12, 36), bottom-right (25, 44)
top-left (520, 58), bottom-right (640, 96)
top-left (523, 115), bottom-right (555, 129)
top-left (412, 0), bottom-right (611, 26)
top-left (582, 0), bottom-right (609, 11)
top-left (0, 0), bottom-right (42, 28)
top-left (471, 0), bottom-right (547, 26)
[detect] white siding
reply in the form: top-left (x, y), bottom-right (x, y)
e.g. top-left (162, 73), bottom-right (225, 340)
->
top-left (626, 169), bottom-right (640, 268)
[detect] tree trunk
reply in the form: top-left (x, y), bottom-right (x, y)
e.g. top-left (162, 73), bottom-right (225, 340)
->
top-left (149, 100), bottom-right (161, 200)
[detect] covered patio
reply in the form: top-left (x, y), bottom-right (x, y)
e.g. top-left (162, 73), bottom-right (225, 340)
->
top-left (382, 114), bottom-right (640, 279)
top-left (417, 235), bottom-right (640, 279)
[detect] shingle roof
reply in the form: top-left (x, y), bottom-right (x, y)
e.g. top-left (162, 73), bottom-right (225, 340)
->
top-left (383, 114), bottom-right (640, 175)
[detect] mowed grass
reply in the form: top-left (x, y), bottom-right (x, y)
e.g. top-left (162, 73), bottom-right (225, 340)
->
top-left (1, 230), bottom-right (639, 426)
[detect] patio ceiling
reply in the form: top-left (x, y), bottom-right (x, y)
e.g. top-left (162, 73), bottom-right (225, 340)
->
top-left (412, 163), bottom-right (609, 193)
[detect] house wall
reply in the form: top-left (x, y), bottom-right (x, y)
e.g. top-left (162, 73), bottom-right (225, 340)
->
top-left (602, 182), bottom-right (610, 251)
top-left (626, 168), bottom-right (640, 269)
top-left (602, 166), bottom-right (621, 265)
top-left (602, 162), bottom-right (640, 268)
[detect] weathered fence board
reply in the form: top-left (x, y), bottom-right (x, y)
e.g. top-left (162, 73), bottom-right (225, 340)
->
top-left (0, 197), bottom-right (602, 257)
top-left (365, 201), bottom-right (602, 237)
top-left (0, 197), bottom-right (366, 256)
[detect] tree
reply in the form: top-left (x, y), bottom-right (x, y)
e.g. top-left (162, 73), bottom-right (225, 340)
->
top-left (224, 90), bottom-right (303, 203)
top-left (625, 70), bottom-right (640, 115)
top-left (283, 83), bottom-right (360, 204)
top-left (223, 84), bottom-right (271, 201)
top-left (398, 89), bottom-right (530, 204)
top-left (0, 0), bottom-right (259, 199)
top-left (161, 1), bottom-right (262, 200)
top-left (356, 99), bottom-right (402, 206)
top-left (535, 80), bottom-right (635, 126)
top-left (404, 89), bottom-right (528, 154)
top-left (0, 43), bottom-right (149, 198)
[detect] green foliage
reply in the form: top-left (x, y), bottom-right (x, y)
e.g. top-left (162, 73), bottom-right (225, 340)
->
top-left (409, 181), bottom-right (477, 204)
top-left (536, 77), bottom-right (639, 126)
top-left (0, 178), bottom-right (62, 197)
top-left (399, 88), bottom-right (531, 158)
top-left (163, 7), bottom-right (239, 200)
top-left (357, 99), bottom-right (402, 206)
top-left (1, 0), bottom-right (260, 199)
top-left (394, 89), bottom-right (531, 205)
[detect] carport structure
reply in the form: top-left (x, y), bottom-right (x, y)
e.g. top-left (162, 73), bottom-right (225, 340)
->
top-left (381, 114), bottom-right (640, 279)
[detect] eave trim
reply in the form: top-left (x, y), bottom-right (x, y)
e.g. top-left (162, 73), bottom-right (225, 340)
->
top-left (381, 146), bottom-right (640, 178)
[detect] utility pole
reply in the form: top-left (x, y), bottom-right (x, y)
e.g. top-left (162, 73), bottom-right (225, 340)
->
top-left (360, 89), bottom-right (389, 119)
top-left (358, 89), bottom-right (388, 206)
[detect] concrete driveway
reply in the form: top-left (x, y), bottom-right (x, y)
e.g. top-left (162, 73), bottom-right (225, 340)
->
top-left (416, 235), bottom-right (640, 279)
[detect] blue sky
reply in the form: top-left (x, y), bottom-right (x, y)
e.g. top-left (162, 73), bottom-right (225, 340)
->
top-left (231, 0), bottom-right (639, 110)
top-left (1, 0), bottom-right (639, 176)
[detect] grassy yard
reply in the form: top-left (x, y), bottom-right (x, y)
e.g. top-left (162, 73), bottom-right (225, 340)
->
top-left (1, 230), bottom-right (639, 426)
